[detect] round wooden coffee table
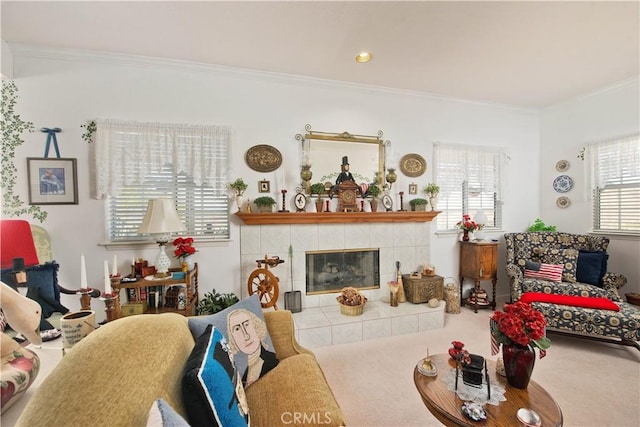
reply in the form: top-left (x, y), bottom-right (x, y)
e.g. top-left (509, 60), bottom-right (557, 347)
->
top-left (414, 354), bottom-right (563, 426)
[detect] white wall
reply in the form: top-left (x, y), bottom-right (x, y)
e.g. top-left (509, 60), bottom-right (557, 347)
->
top-left (7, 45), bottom-right (540, 319)
top-left (540, 77), bottom-right (640, 294)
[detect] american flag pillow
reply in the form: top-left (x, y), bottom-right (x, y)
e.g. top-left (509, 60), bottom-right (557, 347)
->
top-left (524, 260), bottom-right (563, 282)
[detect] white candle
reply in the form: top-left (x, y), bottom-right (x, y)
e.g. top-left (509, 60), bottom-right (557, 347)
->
top-left (104, 260), bottom-right (111, 294)
top-left (112, 254), bottom-right (118, 276)
top-left (80, 254), bottom-right (88, 289)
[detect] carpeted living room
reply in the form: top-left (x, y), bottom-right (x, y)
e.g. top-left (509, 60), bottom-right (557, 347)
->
top-left (1, 2), bottom-right (639, 426)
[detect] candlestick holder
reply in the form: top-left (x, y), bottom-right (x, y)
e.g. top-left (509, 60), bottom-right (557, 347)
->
top-left (100, 292), bottom-right (121, 323)
top-left (325, 199), bottom-right (331, 212)
top-left (279, 189), bottom-right (289, 212)
top-left (76, 288), bottom-right (93, 311)
top-left (398, 191), bottom-right (406, 211)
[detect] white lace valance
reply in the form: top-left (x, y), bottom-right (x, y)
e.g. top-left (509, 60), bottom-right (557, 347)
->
top-left (584, 132), bottom-right (640, 196)
top-left (94, 119), bottom-right (231, 199)
top-left (434, 142), bottom-right (508, 202)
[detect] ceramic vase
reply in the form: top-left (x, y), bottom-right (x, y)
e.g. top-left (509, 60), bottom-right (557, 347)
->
top-left (462, 230), bottom-right (470, 241)
top-left (502, 343), bottom-right (536, 389)
top-left (183, 255), bottom-right (195, 272)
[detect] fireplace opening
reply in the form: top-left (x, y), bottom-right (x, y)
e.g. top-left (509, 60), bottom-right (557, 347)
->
top-left (305, 248), bottom-right (380, 295)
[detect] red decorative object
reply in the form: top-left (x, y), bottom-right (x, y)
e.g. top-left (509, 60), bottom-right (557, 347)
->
top-left (502, 343), bottom-right (536, 389)
top-left (462, 230), bottom-right (470, 241)
top-left (325, 200), bottom-right (330, 212)
top-left (173, 237), bottom-right (196, 259)
top-left (448, 340), bottom-right (465, 360)
top-left (520, 292), bottom-right (620, 311)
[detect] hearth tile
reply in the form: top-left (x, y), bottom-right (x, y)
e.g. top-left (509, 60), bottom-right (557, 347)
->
top-left (290, 224), bottom-right (319, 251)
top-left (240, 226), bottom-right (261, 254)
top-left (370, 223), bottom-right (394, 248)
top-left (292, 308), bottom-right (330, 328)
top-left (333, 322), bottom-right (363, 345)
top-left (391, 314), bottom-right (419, 335)
top-left (363, 318), bottom-right (392, 340)
top-left (260, 225), bottom-right (291, 254)
top-left (298, 326), bottom-right (332, 349)
top-left (344, 223), bottom-right (371, 248)
top-left (317, 224), bottom-right (345, 250)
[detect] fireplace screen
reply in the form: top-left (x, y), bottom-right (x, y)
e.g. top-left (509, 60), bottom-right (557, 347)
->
top-left (306, 248), bottom-right (380, 294)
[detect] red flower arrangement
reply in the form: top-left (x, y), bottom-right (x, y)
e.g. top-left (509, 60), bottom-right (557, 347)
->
top-left (456, 214), bottom-right (479, 232)
top-left (173, 237), bottom-right (196, 259)
top-left (491, 301), bottom-right (551, 352)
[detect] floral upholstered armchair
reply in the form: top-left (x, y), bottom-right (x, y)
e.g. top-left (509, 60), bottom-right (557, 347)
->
top-left (504, 232), bottom-right (639, 350)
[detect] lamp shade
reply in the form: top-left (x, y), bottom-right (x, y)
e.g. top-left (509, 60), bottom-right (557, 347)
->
top-left (138, 198), bottom-right (186, 235)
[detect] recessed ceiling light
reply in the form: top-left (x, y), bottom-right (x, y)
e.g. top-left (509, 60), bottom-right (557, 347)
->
top-left (355, 52), bottom-right (372, 63)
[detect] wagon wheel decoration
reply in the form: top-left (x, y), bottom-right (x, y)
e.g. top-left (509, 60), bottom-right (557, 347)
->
top-left (247, 268), bottom-right (280, 309)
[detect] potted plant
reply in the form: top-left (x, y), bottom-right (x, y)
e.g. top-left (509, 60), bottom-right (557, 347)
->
top-left (196, 289), bottom-right (239, 315)
top-left (310, 182), bottom-right (326, 212)
top-left (229, 178), bottom-right (249, 212)
top-left (366, 184), bottom-right (381, 212)
top-left (527, 218), bottom-right (557, 232)
top-left (409, 198), bottom-right (428, 211)
top-left (254, 196), bottom-right (277, 213)
top-left (424, 183), bottom-right (440, 211)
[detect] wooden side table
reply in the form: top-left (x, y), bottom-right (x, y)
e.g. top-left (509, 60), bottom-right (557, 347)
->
top-left (459, 241), bottom-right (498, 312)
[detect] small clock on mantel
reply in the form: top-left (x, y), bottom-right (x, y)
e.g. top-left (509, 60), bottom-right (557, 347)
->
top-left (336, 181), bottom-right (360, 212)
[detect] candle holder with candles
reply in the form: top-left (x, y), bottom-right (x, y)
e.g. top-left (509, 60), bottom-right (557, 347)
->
top-left (100, 292), bottom-right (121, 323)
top-left (76, 288), bottom-right (94, 311)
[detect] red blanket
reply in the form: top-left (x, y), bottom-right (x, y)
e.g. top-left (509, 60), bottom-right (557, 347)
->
top-left (520, 292), bottom-right (620, 311)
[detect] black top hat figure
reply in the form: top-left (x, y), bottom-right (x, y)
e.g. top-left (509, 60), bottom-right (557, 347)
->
top-left (342, 156), bottom-right (349, 166)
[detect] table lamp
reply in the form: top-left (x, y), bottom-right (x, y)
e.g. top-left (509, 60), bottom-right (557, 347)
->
top-left (137, 198), bottom-right (186, 278)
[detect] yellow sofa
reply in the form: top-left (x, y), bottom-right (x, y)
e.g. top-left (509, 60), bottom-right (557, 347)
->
top-left (16, 310), bottom-right (345, 427)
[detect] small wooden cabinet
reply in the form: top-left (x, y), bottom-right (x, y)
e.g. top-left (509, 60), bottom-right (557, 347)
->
top-left (112, 263), bottom-right (199, 318)
top-left (459, 242), bottom-right (498, 312)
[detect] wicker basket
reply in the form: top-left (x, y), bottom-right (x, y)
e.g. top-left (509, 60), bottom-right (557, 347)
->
top-left (339, 301), bottom-right (366, 316)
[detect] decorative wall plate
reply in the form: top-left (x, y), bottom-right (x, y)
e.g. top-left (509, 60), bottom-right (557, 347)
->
top-left (555, 160), bottom-right (570, 172)
top-left (399, 153), bottom-right (426, 178)
top-left (553, 175), bottom-right (573, 193)
top-left (556, 196), bottom-right (570, 209)
top-left (245, 144), bottom-right (282, 172)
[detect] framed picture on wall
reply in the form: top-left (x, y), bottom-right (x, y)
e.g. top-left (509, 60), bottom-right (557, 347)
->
top-left (259, 180), bottom-right (270, 193)
top-left (27, 158), bottom-right (78, 205)
top-left (408, 183), bottom-right (418, 195)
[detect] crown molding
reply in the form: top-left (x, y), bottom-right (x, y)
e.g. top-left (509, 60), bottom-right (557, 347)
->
top-left (8, 42), bottom-right (537, 114)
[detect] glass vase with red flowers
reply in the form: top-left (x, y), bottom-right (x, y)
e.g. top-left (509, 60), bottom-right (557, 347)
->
top-left (173, 237), bottom-right (197, 271)
top-left (491, 301), bottom-right (551, 389)
top-left (456, 214), bottom-right (479, 241)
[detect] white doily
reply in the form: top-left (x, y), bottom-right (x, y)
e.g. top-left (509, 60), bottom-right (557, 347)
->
top-left (442, 368), bottom-right (507, 406)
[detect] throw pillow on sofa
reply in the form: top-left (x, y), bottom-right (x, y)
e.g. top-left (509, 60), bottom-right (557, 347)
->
top-left (576, 250), bottom-right (609, 287)
top-left (188, 294), bottom-right (279, 387)
top-left (541, 247), bottom-right (579, 283)
top-left (182, 325), bottom-right (250, 427)
top-left (524, 260), bottom-right (563, 282)
top-left (147, 398), bottom-right (189, 427)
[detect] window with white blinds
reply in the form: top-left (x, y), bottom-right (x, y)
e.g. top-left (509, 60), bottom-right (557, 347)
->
top-left (434, 143), bottom-right (505, 231)
top-left (588, 133), bottom-right (640, 234)
top-left (94, 120), bottom-right (231, 241)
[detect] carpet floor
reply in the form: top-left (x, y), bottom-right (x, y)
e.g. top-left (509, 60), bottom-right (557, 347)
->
top-left (313, 307), bottom-right (640, 427)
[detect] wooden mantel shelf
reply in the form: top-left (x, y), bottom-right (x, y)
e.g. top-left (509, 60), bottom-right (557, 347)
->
top-left (235, 211), bottom-right (441, 225)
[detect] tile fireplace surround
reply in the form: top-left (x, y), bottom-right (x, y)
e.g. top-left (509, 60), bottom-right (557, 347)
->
top-left (240, 221), bottom-right (441, 346)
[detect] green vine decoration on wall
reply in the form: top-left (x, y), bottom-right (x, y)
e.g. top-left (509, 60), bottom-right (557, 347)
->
top-left (1, 81), bottom-right (47, 222)
top-left (81, 120), bottom-right (96, 143)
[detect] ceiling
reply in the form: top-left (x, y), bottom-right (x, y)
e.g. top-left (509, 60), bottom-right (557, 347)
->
top-left (2, 1), bottom-right (638, 109)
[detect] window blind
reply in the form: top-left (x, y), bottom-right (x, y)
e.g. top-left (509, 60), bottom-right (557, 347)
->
top-left (434, 143), bottom-right (505, 231)
top-left (588, 133), bottom-right (640, 234)
top-left (94, 120), bottom-right (231, 241)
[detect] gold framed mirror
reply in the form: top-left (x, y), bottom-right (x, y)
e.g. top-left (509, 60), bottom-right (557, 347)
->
top-left (295, 124), bottom-right (388, 192)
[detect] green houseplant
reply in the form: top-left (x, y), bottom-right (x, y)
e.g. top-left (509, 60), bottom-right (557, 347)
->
top-left (527, 218), bottom-right (557, 232)
top-left (366, 184), bottom-right (382, 212)
top-left (229, 178), bottom-right (248, 196)
top-left (196, 290), bottom-right (239, 315)
top-left (254, 196), bottom-right (277, 213)
top-left (409, 198), bottom-right (428, 211)
top-left (424, 183), bottom-right (440, 211)
top-left (310, 182), bottom-right (327, 212)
